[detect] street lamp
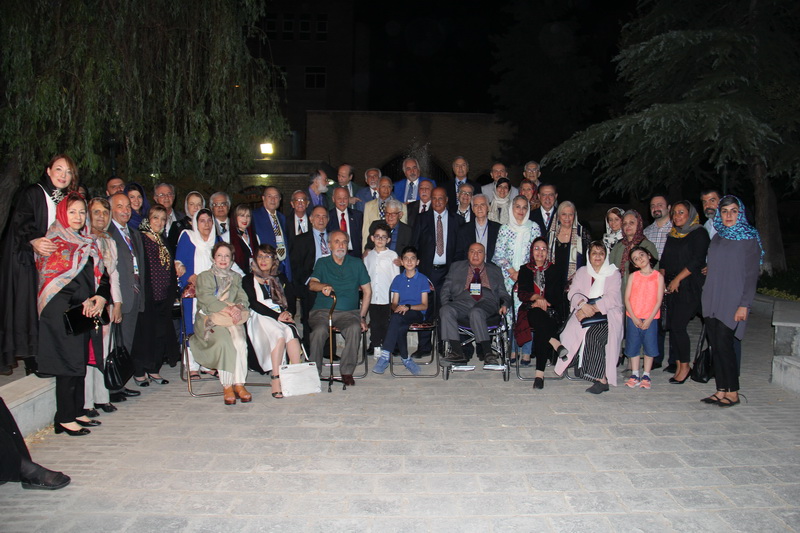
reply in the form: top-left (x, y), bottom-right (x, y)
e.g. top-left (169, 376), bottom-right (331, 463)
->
top-left (260, 142), bottom-right (274, 156)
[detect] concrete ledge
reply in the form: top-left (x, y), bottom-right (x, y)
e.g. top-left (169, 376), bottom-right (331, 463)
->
top-left (773, 299), bottom-right (800, 357)
top-left (772, 355), bottom-right (800, 395)
top-left (752, 293), bottom-right (775, 317)
top-left (0, 375), bottom-right (55, 437)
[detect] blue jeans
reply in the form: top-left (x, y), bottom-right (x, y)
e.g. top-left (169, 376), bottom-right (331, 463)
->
top-left (382, 310), bottom-right (424, 358)
top-left (625, 316), bottom-right (659, 358)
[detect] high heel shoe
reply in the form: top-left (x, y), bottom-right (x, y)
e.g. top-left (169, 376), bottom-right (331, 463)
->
top-left (669, 376), bottom-right (688, 384)
top-left (223, 386), bottom-right (236, 405)
top-left (54, 423), bottom-right (90, 436)
top-left (270, 374), bottom-right (284, 399)
top-left (134, 376), bottom-right (150, 387)
top-left (75, 418), bottom-right (101, 427)
top-left (147, 374), bottom-right (169, 385)
top-left (234, 384), bottom-right (252, 403)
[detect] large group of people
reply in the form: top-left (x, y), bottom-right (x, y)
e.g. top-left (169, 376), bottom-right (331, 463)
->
top-left (0, 153), bottom-right (764, 453)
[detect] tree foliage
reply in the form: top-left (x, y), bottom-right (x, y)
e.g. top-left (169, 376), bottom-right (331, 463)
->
top-left (543, 0), bottom-right (800, 272)
top-left (0, 0), bottom-right (287, 197)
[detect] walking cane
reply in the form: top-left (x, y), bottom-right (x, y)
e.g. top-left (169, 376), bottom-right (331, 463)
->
top-left (327, 291), bottom-right (344, 392)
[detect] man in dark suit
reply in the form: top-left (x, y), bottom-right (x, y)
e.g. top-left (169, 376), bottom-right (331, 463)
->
top-left (153, 182), bottom-right (183, 242)
top-left (364, 199), bottom-right (412, 254)
top-left (327, 187), bottom-right (364, 257)
top-left (406, 178), bottom-right (434, 230)
top-left (285, 190), bottom-right (310, 242)
top-left (355, 167), bottom-right (381, 211)
top-left (455, 193), bottom-right (501, 261)
top-left (412, 186), bottom-right (459, 356)
top-left (336, 164), bottom-right (363, 212)
top-left (107, 193), bottom-right (146, 400)
top-left (290, 206), bottom-right (330, 349)
top-left (252, 186), bottom-right (292, 282)
top-left (530, 183), bottom-right (558, 237)
top-left (439, 243), bottom-right (511, 366)
top-left (444, 156), bottom-right (480, 212)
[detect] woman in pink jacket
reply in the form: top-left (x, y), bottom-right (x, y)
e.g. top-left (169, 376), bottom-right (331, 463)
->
top-left (554, 241), bottom-right (624, 393)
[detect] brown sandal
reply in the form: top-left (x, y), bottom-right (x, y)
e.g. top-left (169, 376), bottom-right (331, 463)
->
top-left (223, 386), bottom-right (236, 405)
top-left (234, 384), bottom-right (252, 403)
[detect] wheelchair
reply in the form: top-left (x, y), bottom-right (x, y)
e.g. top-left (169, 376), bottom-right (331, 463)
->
top-left (441, 312), bottom-right (511, 381)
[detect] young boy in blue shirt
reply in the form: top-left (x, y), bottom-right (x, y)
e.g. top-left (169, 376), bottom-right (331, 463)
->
top-left (373, 246), bottom-right (431, 375)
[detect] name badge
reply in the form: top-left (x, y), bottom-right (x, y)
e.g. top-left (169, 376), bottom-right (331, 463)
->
top-left (469, 283), bottom-right (482, 297)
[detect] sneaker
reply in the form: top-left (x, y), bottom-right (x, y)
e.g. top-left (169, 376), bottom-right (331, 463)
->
top-left (401, 357), bottom-right (421, 375)
top-left (639, 375), bottom-right (651, 389)
top-left (372, 356), bottom-right (390, 374)
top-left (625, 376), bottom-right (640, 388)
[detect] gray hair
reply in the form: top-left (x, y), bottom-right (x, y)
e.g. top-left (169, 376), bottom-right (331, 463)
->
top-left (309, 170), bottom-right (325, 185)
top-left (327, 229), bottom-right (350, 245)
top-left (384, 199), bottom-right (403, 212)
top-left (154, 182), bottom-right (175, 195)
top-left (210, 191), bottom-right (231, 205)
top-left (524, 160), bottom-right (540, 169)
top-left (472, 193), bottom-right (488, 205)
top-left (364, 167), bottom-right (382, 180)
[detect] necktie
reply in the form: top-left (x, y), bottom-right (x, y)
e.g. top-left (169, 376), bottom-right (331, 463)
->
top-left (320, 233), bottom-right (329, 255)
top-left (372, 190), bottom-right (377, 200)
top-left (379, 201), bottom-right (385, 219)
top-left (220, 222), bottom-right (227, 235)
top-left (471, 268), bottom-right (482, 301)
top-left (121, 226), bottom-right (140, 293)
top-left (545, 211), bottom-right (551, 228)
top-left (436, 214), bottom-right (444, 256)
top-left (340, 212), bottom-right (347, 232)
top-left (422, 203), bottom-right (428, 213)
top-left (406, 181), bottom-right (415, 202)
top-left (298, 219), bottom-right (304, 234)
top-left (271, 213), bottom-right (286, 260)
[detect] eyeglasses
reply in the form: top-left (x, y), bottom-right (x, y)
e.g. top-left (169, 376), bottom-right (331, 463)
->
top-left (373, 235), bottom-right (389, 240)
top-left (532, 246), bottom-right (547, 251)
top-left (155, 193), bottom-right (175, 199)
top-left (293, 198), bottom-right (308, 203)
top-left (211, 202), bottom-right (229, 208)
top-left (385, 211), bottom-right (400, 216)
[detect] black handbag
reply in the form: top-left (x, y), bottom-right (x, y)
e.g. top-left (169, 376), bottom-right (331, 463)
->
top-left (580, 297), bottom-right (608, 328)
top-left (63, 304), bottom-right (110, 335)
top-left (104, 323), bottom-right (135, 390)
top-left (690, 323), bottom-right (714, 383)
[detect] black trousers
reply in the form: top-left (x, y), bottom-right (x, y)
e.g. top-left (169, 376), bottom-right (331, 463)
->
top-left (55, 375), bottom-right (85, 424)
top-left (528, 308), bottom-right (558, 372)
top-left (418, 266), bottom-right (447, 353)
top-left (667, 295), bottom-right (699, 364)
top-left (0, 397), bottom-right (30, 482)
top-left (368, 304), bottom-right (391, 349)
top-left (706, 317), bottom-right (739, 392)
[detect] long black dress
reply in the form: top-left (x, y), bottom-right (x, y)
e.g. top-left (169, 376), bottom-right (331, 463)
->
top-left (0, 178), bottom-right (58, 371)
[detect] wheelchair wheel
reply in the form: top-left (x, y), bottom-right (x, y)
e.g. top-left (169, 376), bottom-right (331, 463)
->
top-left (443, 365), bottom-right (451, 381)
top-left (503, 362), bottom-right (510, 382)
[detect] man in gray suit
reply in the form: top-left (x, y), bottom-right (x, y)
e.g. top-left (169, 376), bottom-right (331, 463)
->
top-left (107, 193), bottom-right (147, 399)
top-left (439, 243), bottom-right (511, 367)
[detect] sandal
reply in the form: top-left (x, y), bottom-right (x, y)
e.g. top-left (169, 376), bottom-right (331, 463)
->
top-left (189, 371), bottom-right (201, 381)
top-left (717, 397), bottom-right (740, 408)
top-left (200, 369), bottom-right (219, 378)
top-left (270, 374), bottom-right (283, 399)
top-left (520, 355), bottom-right (531, 367)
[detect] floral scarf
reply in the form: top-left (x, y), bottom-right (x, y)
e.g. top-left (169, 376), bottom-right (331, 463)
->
top-left (713, 196), bottom-right (764, 265)
top-left (251, 260), bottom-right (288, 311)
top-left (139, 216), bottom-right (171, 268)
top-left (547, 207), bottom-right (585, 281)
top-left (618, 209), bottom-right (646, 274)
top-left (668, 203), bottom-right (703, 238)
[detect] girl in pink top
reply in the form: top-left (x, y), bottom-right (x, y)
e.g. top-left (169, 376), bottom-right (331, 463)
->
top-left (624, 246), bottom-right (664, 389)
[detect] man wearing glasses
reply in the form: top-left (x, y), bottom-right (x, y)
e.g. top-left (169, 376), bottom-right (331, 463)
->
top-left (446, 156), bottom-right (479, 212)
top-left (363, 199), bottom-right (412, 255)
top-left (209, 191), bottom-right (232, 243)
top-left (153, 183), bottom-right (183, 238)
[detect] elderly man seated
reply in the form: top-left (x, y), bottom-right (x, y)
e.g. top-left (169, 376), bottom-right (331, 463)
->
top-left (308, 230), bottom-right (372, 386)
top-left (439, 243), bottom-right (511, 366)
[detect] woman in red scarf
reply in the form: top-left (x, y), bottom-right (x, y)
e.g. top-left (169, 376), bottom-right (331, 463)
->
top-left (36, 193), bottom-right (110, 436)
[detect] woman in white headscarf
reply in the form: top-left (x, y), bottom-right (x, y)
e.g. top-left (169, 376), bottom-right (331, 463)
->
top-left (602, 207), bottom-right (624, 252)
top-left (488, 178), bottom-right (513, 226)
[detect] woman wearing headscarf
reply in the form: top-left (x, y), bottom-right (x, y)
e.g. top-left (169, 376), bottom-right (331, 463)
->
top-left (660, 200), bottom-right (710, 384)
top-left (131, 205), bottom-right (181, 386)
top-left (609, 210), bottom-right (659, 294)
top-left (83, 198), bottom-right (123, 415)
top-left (547, 201), bottom-right (592, 302)
top-left (554, 241), bottom-right (623, 394)
top-left (192, 242), bottom-right (251, 405)
top-left (36, 193), bottom-right (110, 435)
top-left (0, 154), bottom-right (77, 374)
top-left (168, 191), bottom-right (205, 253)
top-left (176, 208), bottom-right (218, 379)
top-left (243, 244), bottom-right (303, 398)
top-left (602, 207), bottom-right (624, 252)
top-left (701, 196), bottom-right (761, 407)
top-left (231, 203), bottom-right (258, 274)
top-left (516, 237), bottom-right (569, 389)
top-left (488, 177), bottom-right (513, 226)
top-left (493, 195), bottom-right (540, 363)
top-left (125, 182), bottom-right (151, 229)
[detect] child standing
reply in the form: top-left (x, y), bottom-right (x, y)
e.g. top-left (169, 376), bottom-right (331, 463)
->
top-left (373, 246), bottom-right (430, 375)
top-left (624, 246), bottom-right (664, 389)
top-left (363, 223), bottom-right (400, 357)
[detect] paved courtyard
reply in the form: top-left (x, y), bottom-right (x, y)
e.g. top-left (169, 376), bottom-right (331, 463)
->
top-left (2, 308), bottom-right (799, 532)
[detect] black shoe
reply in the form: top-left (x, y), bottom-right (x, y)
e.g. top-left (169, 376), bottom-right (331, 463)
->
top-left (533, 377), bottom-right (544, 390)
top-left (75, 418), bottom-right (101, 427)
top-left (119, 388), bottom-right (141, 397)
top-left (95, 402), bottom-right (118, 412)
top-left (556, 345), bottom-right (569, 362)
top-left (109, 393), bottom-right (127, 403)
top-left (669, 375), bottom-right (689, 384)
top-left (134, 377), bottom-right (150, 387)
top-left (663, 364), bottom-right (676, 373)
top-left (20, 464), bottom-right (71, 490)
top-left (84, 408), bottom-right (100, 418)
top-left (652, 361), bottom-right (663, 369)
top-left (441, 352), bottom-right (469, 365)
top-left (411, 349), bottom-right (431, 359)
top-left (483, 355), bottom-right (500, 366)
top-left (54, 423), bottom-right (90, 436)
top-left (586, 381), bottom-right (609, 394)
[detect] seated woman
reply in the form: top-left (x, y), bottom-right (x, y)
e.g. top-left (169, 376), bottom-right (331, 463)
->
top-left (554, 241), bottom-right (623, 394)
top-left (191, 242), bottom-right (251, 405)
top-left (516, 237), bottom-right (569, 390)
top-left (243, 244), bottom-right (302, 399)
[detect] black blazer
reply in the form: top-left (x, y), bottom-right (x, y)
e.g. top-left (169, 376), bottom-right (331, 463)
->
top-left (107, 222), bottom-right (146, 314)
top-left (364, 221), bottom-right (412, 254)
top-left (289, 230), bottom-right (318, 289)
top-left (412, 209), bottom-right (459, 278)
top-left (405, 200), bottom-right (431, 230)
top-left (454, 219), bottom-right (501, 262)
top-left (326, 208), bottom-right (364, 257)
top-left (444, 178), bottom-right (480, 212)
top-left (530, 207), bottom-right (556, 238)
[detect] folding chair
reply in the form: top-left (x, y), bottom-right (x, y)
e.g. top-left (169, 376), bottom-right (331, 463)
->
top-left (389, 283), bottom-right (440, 378)
top-left (320, 292), bottom-right (369, 392)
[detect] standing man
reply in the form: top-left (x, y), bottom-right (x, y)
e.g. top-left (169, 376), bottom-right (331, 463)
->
top-left (336, 164), bottom-right (363, 211)
top-left (308, 230), bottom-right (371, 386)
top-left (445, 156), bottom-right (480, 212)
top-left (307, 170), bottom-right (330, 209)
top-left (209, 191), bottom-right (232, 243)
top-left (105, 177), bottom-right (125, 197)
top-left (286, 190), bottom-right (310, 241)
top-left (531, 183), bottom-right (558, 237)
top-left (700, 188), bottom-right (721, 239)
top-left (455, 193), bottom-right (501, 261)
top-left (394, 158), bottom-right (436, 204)
top-left (153, 183), bottom-right (183, 240)
top-left (364, 199), bottom-right (412, 254)
top-left (290, 206), bottom-right (331, 349)
top-left (523, 161), bottom-right (542, 188)
top-left (355, 168), bottom-right (382, 211)
top-left (481, 162), bottom-right (518, 203)
top-left (406, 179), bottom-right (434, 229)
top-left (412, 187), bottom-right (459, 356)
top-left (252, 186), bottom-right (292, 281)
top-left (362, 177), bottom-right (407, 247)
top-left (454, 183), bottom-right (475, 223)
top-left (643, 194), bottom-right (672, 258)
top-left (439, 243), bottom-right (511, 366)
top-left (107, 193), bottom-right (145, 401)
top-left (327, 187), bottom-right (364, 257)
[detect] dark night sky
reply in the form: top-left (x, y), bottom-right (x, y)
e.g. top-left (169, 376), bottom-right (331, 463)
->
top-left (357, 0), bottom-right (638, 114)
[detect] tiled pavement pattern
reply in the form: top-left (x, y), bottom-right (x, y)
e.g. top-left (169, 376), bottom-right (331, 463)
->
top-left (2, 309), bottom-right (799, 532)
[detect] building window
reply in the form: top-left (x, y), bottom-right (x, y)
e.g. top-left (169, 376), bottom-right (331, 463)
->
top-left (282, 17), bottom-right (294, 40)
top-left (316, 14), bottom-right (328, 41)
top-left (305, 66), bottom-right (326, 89)
top-left (299, 14), bottom-right (312, 41)
top-left (265, 13), bottom-right (277, 39)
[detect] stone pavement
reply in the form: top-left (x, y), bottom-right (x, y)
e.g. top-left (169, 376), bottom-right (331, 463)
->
top-left (2, 309), bottom-right (799, 533)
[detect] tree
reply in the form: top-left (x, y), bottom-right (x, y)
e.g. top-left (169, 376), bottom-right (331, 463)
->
top-left (543, 0), bottom-right (800, 273)
top-left (0, 0), bottom-right (287, 232)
